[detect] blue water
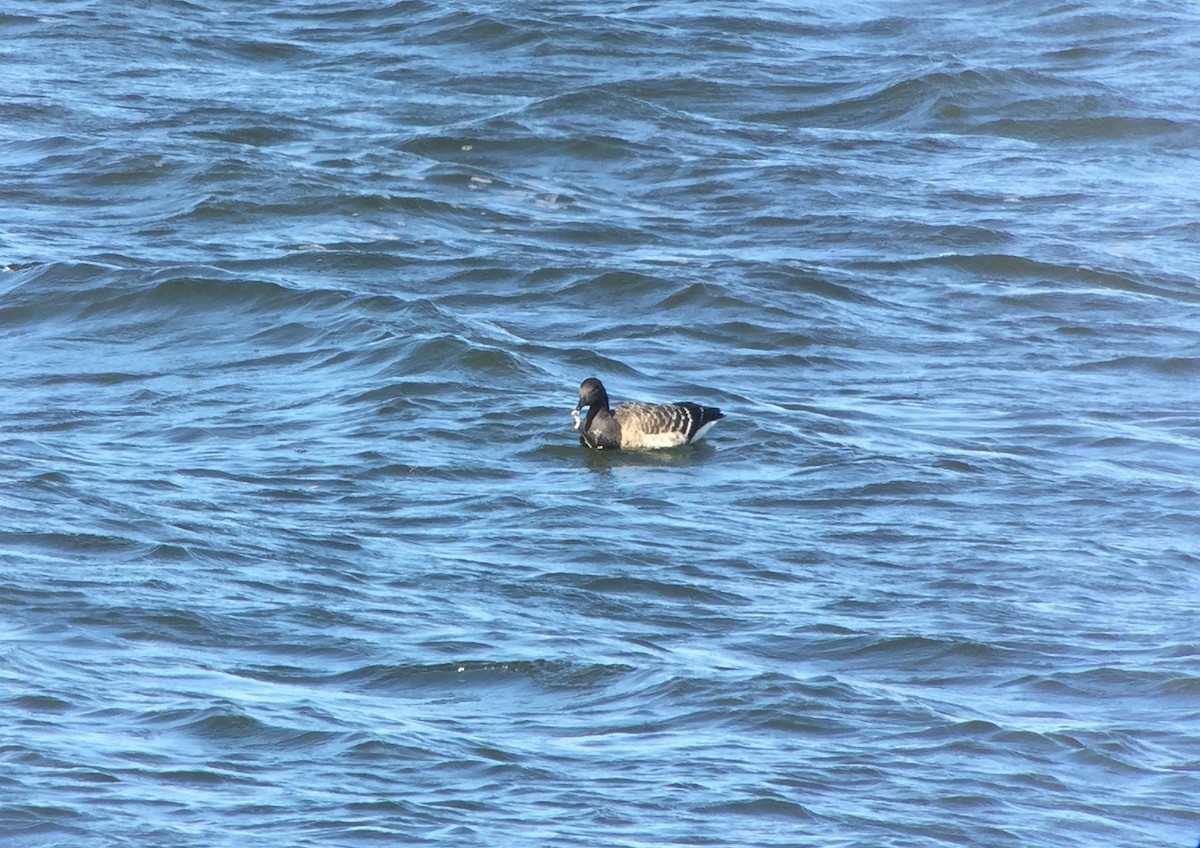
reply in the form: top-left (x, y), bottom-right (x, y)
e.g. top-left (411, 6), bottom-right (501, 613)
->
top-left (3, 2), bottom-right (1200, 846)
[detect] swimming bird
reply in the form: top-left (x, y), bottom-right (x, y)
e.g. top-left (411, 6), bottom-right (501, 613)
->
top-left (571, 377), bottom-right (724, 450)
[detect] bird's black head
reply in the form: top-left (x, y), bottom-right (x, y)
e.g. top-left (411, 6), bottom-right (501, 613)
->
top-left (575, 377), bottom-right (609, 412)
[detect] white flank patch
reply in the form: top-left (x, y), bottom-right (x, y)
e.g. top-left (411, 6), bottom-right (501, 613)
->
top-left (636, 430), bottom-right (689, 449)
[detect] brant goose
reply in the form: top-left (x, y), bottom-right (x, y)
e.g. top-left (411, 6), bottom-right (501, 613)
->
top-left (571, 377), bottom-right (724, 450)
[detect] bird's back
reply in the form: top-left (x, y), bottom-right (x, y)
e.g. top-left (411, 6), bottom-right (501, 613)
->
top-left (614, 401), bottom-right (723, 450)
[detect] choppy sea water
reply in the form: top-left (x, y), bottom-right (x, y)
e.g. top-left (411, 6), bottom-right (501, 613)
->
top-left (3, 2), bottom-right (1200, 846)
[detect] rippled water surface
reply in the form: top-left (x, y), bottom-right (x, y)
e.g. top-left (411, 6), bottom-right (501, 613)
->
top-left (4, 2), bottom-right (1200, 846)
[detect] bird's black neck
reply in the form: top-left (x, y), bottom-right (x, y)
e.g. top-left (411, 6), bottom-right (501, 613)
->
top-left (582, 385), bottom-right (611, 432)
top-left (582, 401), bottom-right (607, 433)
